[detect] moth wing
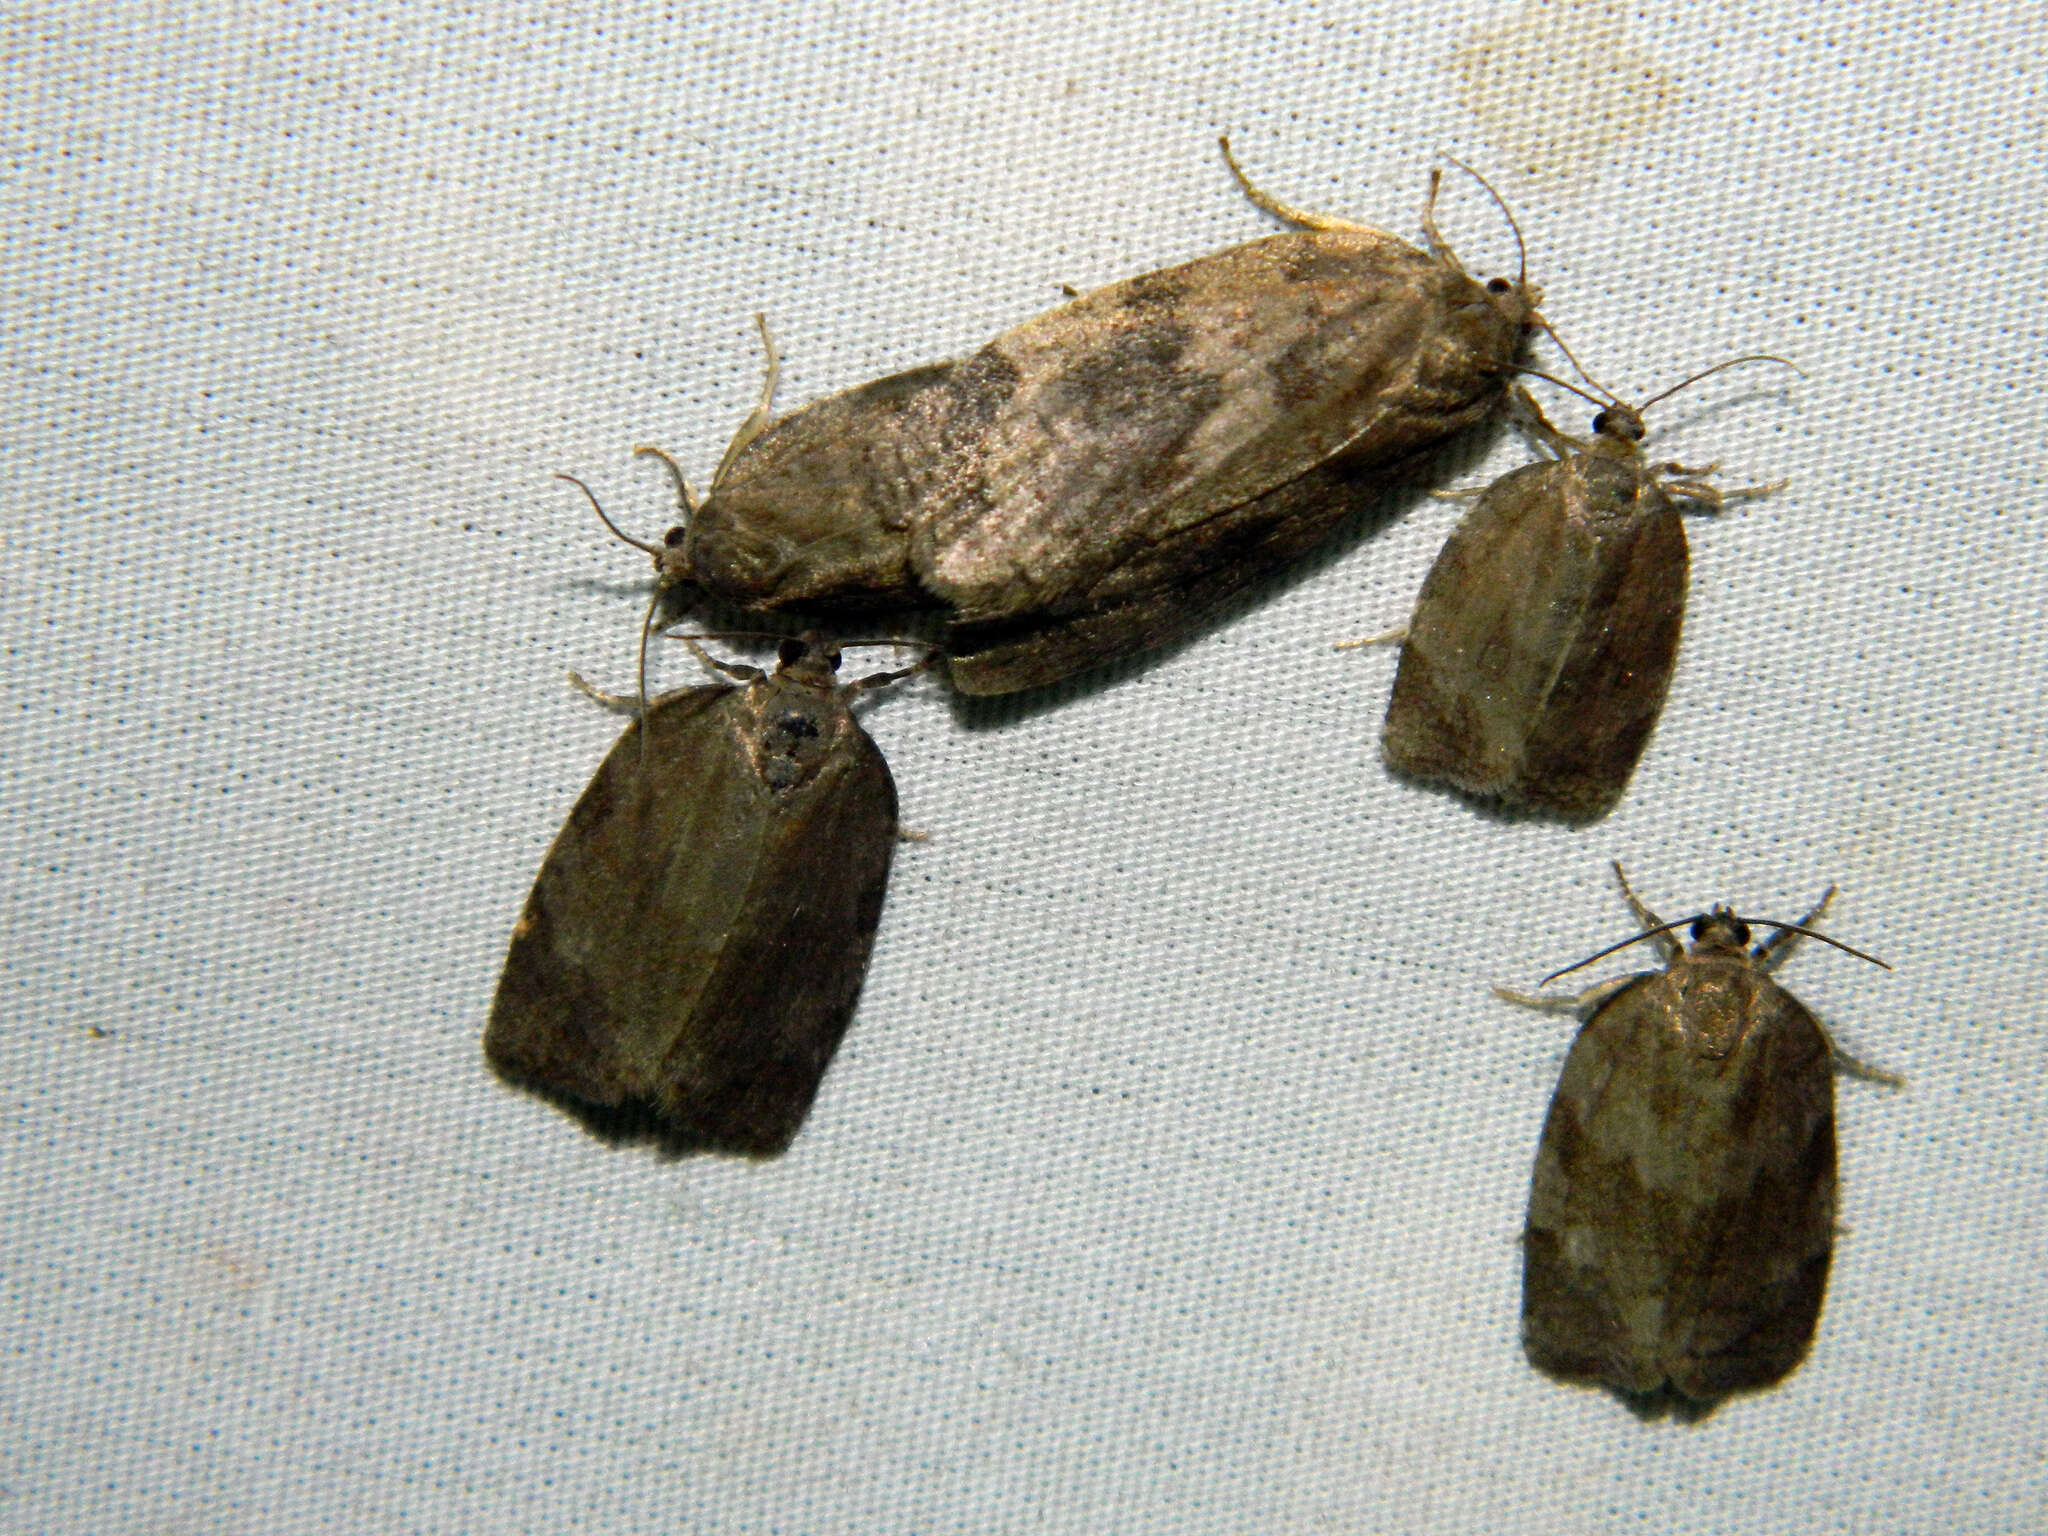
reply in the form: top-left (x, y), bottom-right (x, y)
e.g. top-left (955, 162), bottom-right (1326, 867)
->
top-left (1384, 460), bottom-right (1588, 798)
top-left (651, 711), bottom-right (897, 1154)
top-left (1513, 485), bottom-right (1687, 820)
top-left (916, 232), bottom-right (1510, 621)
top-left (1664, 983), bottom-right (1836, 1401)
top-left (484, 688), bottom-right (898, 1156)
top-left (943, 457), bottom-right (1387, 694)
top-left (1522, 972), bottom-right (1665, 1392)
top-left (1523, 972), bottom-right (1837, 1405)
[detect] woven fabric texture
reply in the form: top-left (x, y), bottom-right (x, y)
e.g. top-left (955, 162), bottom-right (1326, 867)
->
top-left (4, 2), bottom-right (2043, 1530)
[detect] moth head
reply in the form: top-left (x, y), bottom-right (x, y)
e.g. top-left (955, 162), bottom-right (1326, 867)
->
top-left (656, 524), bottom-right (699, 590)
top-left (1590, 404), bottom-right (1649, 444)
top-left (776, 633), bottom-right (845, 685)
top-left (1480, 272), bottom-right (1543, 331)
top-left (1432, 157), bottom-right (1542, 329)
top-left (1688, 906), bottom-right (1753, 953)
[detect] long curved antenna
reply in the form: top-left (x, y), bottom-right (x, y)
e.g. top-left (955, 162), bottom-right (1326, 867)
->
top-left (557, 473), bottom-right (662, 556)
top-left (1637, 354), bottom-right (1804, 412)
top-left (658, 627), bottom-right (807, 648)
top-left (1440, 153), bottom-right (1526, 288)
top-left (1540, 916), bottom-right (1891, 986)
top-left (1537, 322), bottom-right (1626, 404)
top-left (632, 444), bottom-right (700, 525)
top-left (1514, 367), bottom-right (1614, 412)
top-left (633, 582), bottom-right (661, 721)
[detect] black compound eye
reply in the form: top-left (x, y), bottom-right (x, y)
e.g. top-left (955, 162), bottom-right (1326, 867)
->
top-left (1689, 917), bottom-right (1709, 941)
top-left (663, 526), bottom-right (687, 547)
top-left (1730, 921), bottom-right (1752, 946)
top-left (777, 637), bottom-right (806, 666)
top-left (1486, 277), bottom-right (1512, 294)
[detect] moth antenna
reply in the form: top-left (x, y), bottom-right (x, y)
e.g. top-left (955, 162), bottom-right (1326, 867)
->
top-left (633, 444), bottom-right (701, 523)
top-left (557, 473), bottom-right (662, 556)
top-left (1439, 153), bottom-right (1525, 288)
top-left (1540, 920), bottom-right (1696, 985)
top-left (1537, 323), bottom-right (1626, 404)
top-left (1636, 354), bottom-right (1804, 413)
top-left (1514, 367), bottom-right (1614, 413)
top-left (1726, 916), bottom-right (1891, 971)
top-left (1542, 913), bottom-right (1890, 985)
top-left (659, 627), bottom-right (801, 648)
top-left (634, 583), bottom-right (661, 719)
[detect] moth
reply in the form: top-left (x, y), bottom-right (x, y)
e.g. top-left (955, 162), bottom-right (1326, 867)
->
top-left (1379, 363), bottom-right (1784, 821)
top-left (485, 635), bottom-right (920, 1157)
top-left (586, 139), bottom-right (1543, 695)
top-left (1502, 863), bottom-right (1895, 1415)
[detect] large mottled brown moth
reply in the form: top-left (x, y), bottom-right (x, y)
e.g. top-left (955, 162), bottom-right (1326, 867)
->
top-left (581, 138), bottom-right (1543, 695)
top-left (1501, 863), bottom-right (1896, 1416)
top-left (1377, 361), bottom-right (1786, 822)
top-left (485, 634), bottom-right (921, 1157)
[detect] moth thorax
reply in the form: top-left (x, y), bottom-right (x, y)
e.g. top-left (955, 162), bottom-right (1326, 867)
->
top-left (1676, 971), bottom-right (1752, 1058)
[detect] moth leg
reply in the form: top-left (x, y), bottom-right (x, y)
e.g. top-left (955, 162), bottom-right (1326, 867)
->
top-left (1610, 862), bottom-right (1680, 962)
top-left (1218, 136), bottom-right (1403, 241)
top-left (1333, 624), bottom-right (1407, 651)
top-left (1823, 1033), bottom-right (1906, 1088)
top-left (1507, 384), bottom-right (1583, 460)
top-left (1659, 464), bottom-right (1785, 516)
top-left (848, 649), bottom-right (939, 695)
top-left (678, 635), bottom-right (766, 684)
top-left (1801, 994), bottom-right (1905, 1088)
top-left (1494, 975), bottom-right (1637, 1016)
top-left (567, 672), bottom-right (644, 716)
top-left (1753, 886), bottom-right (1837, 969)
top-left (708, 313), bottom-right (782, 493)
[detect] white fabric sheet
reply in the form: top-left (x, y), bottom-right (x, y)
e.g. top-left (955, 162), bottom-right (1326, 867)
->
top-left (4, 2), bottom-right (2043, 1529)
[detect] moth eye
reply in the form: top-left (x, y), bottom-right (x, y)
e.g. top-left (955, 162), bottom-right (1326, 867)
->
top-left (1592, 408), bottom-right (1615, 435)
top-left (663, 526), bottom-right (687, 547)
top-left (825, 650), bottom-right (843, 672)
top-left (1486, 277), bottom-right (1512, 294)
top-left (1689, 917), bottom-right (1709, 941)
top-left (777, 637), bottom-right (806, 666)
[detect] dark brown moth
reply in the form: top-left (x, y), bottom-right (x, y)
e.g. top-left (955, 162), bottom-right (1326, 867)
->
top-left (1379, 363), bottom-right (1784, 821)
top-left (591, 140), bottom-right (1543, 694)
top-left (485, 635), bottom-right (919, 1157)
top-left (1502, 864), bottom-right (1895, 1415)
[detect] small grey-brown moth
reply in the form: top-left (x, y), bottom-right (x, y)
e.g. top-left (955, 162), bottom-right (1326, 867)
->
top-left (1504, 864), bottom-right (1894, 1415)
top-left (484, 635), bottom-right (917, 1157)
top-left (1381, 369), bottom-right (1782, 821)
top-left (596, 140), bottom-right (1542, 695)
